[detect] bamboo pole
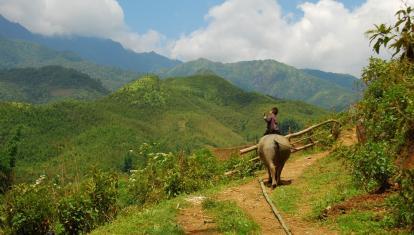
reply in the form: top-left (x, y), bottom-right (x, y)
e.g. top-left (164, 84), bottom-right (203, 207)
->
top-left (259, 178), bottom-right (292, 235)
top-left (239, 145), bottom-right (258, 154)
top-left (290, 141), bottom-right (320, 153)
top-left (285, 119), bottom-right (340, 140)
top-left (239, 119), bottom-right (340, 155)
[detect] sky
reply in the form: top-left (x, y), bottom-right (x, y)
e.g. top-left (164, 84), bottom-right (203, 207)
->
top-left (0, 0), bottom-right (412, 76)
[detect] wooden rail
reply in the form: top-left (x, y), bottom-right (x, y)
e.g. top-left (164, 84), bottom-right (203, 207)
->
top-left (239, 119), bottom-right (340, 155)
top-left (259, 178), bottom-right (292, 235)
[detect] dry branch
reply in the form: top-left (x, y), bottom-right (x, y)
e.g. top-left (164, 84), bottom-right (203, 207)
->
top-left (259, 178), bottom-right (292, 235)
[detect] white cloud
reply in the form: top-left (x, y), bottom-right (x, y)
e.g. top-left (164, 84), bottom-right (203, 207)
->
top-left (0, 0), bottom-right (163, 53)
top-left (170, 0), bottom-right (412, 76)
top-left (1, 0), bottom-right (412, 75)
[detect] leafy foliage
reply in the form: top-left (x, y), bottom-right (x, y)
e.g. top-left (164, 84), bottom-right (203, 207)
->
top-left (127, 147), bottom-right (223, 205)
top-left (4, 176), bottom-right (56, 234)
top-left (345, 6), bottom-right (414, 229)
top-left (3, 169), bottom-right (118, 234)
top-left (57, 193), bottom-right (96, 234)
top-left (385, 170), bottom-right (414, 230)
top-left (347, 142), bottom-right (396, 191)
top-left (367, 6), bottom-right (414, 60)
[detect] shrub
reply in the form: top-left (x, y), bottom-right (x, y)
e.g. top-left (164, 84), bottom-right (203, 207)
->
top-left (57, 193), bottom-right (96, 234)
top-left (128, 145), bottom-right (225, 206)
top-left (348, 141), bottom-right (396, 192)
top-left (386, 170), bottom-right (414, 230)
top-left (4, 177), bottom-right (56, 234)
top-left (87, 169), bottom-right (118, 224)
top-left (224, 154), bottom-right (262, 179)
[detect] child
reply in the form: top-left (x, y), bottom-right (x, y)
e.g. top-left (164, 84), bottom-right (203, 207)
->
top-left (263, 107), bottom-right (280, 135)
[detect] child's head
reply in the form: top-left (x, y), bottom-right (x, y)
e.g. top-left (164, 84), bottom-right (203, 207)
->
top-left (272, 107), bottom-right (278, 115)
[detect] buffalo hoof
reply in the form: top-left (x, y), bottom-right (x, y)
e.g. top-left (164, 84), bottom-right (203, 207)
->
top-left (266, 179), bottom-right (273, 187)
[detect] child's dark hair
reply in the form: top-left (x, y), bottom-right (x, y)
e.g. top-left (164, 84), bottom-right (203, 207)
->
top-left (272, 107), bottom-right (278, 115)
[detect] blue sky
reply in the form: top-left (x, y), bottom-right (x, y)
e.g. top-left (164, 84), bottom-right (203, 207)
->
top-left (118, 0), bottom-right (365, 38)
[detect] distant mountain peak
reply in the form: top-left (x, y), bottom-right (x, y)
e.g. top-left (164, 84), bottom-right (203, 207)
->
top-left (0, 15), bottom-right (182, 73)
top-left (195, 68), bottom-right (217, 76)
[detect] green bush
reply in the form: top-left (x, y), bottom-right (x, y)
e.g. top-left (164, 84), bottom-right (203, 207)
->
top-left (4, 177), bottom-right (56, 234)
top-left (224, 154), bottom-right (262, 179)
top-left (127, 145), bottom-right (225, 206)
top-left (2, 169), bottom-right (119, 234)
top-left (386, 170), bottom-right (414, 230)
top-left (57, 193), bottom-right (96, 234)
top-left (348, 141), bottom-right (396, 192)
top-left (87, 169), bottom-right (118, 224)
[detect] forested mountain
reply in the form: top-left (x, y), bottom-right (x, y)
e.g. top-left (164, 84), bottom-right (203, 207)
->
top-left (301, 68), bottom-right (363, 92)
top-left (0, 37), bottom-right (139, 90)
top-left (160, 58), bottom-right (361, 111)
top-left (0, 15), bottom-right (181, 72)
top-left (0, 74), bottom-right (328, 181)
top-left (0, 66), bottom-right (108, 103)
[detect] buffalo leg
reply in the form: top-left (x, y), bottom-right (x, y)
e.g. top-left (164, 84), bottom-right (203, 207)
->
top-left (276, 161), bottom-right (286, 185)
top-left (267, 168), bottom-right (272, 186)
top-left (269, 163), bottom-right (277, 188)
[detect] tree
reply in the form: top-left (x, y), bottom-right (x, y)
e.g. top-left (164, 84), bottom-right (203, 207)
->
top-left (0, 126), bottom-right (22, 193)
top-left (366, 5), bottom-right (414, 61)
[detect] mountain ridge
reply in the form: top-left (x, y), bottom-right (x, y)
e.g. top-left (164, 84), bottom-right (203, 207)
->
top-left (159, 58), bottom-right (361, 110)
top-left (0, 65), bottom-right (109, 103)
top-left (0, 37), bottom-right (139, 90)
top-left (0, 15), bottom-right (181, 72)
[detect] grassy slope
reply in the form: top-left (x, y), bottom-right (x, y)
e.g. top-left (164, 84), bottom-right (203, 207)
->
top-left (270, 146), bottom-right (402, 234)
top-left (0, 66), bottom-right (109, 103)
top-left (160, 58), bottom-right (360, 110)
top-left (0, 37), bottom-right (139, 90)
top-left (0, 74), bottom-right (328, 182)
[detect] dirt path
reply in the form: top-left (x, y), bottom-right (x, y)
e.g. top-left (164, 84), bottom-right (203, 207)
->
top-left (177, 196), bottom-right (219, 234)
top-left (178, 128), bottom-right (356, 234)
top-left (215, 151), bottom-right (333, 235)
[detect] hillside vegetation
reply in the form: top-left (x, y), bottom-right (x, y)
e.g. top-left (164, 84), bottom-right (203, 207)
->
top-left (0, 74), bottom-right (328, 183)
top-left (269, 7), bottom-right (414, 233)
top-left (0, 37), bottom-right (139, 90)
top-left (0, 66), bottom-right (108, 103)
top-left (160, 58), bottom-right (361, 110)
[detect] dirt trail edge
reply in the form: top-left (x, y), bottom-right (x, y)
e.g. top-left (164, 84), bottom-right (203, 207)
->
top-left (178, 129), bottom-right (356, 235)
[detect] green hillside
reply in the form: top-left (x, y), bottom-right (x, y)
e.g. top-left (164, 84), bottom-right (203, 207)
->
top-left (160, 58), bottom-right (361, 111)
top-left (0, 74), bottom-right (328, 182)
top-left (0, 66), bottom-right (109, 103)
top-left (0, 37), bottom-right (139, 90)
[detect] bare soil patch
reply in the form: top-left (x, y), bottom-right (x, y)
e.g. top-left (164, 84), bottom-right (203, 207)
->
top-left (177, 196), bottom-right (219, 235)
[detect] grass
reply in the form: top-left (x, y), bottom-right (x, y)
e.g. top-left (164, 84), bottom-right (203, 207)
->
top-left (202, 198), bottom-right (260, 234)
top-left (90, 198), bottom-right (184, 235)
top-left (269, 147), bottom-right (408, 234)
top-left (272, 150), bottom-right (361, 216)
top-left (334, 210), bottom-right (386, 235)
